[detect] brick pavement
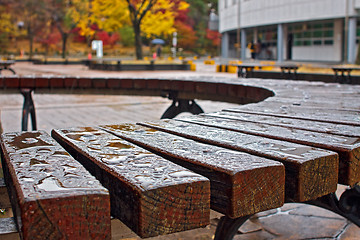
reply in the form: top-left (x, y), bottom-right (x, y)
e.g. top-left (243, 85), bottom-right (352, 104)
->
top-left (1, 61), bottom-right (359, 240)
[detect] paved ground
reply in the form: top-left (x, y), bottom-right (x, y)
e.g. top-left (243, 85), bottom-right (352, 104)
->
top-left (1, 61), bottom-right (359, 240)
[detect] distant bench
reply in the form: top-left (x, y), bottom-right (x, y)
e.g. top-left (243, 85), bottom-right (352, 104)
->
top-left (0, 60), bottom-right (16, 75)
top-left (1, 75), bottom-right (360, 239)
top-left (87, 59), bottom-right (192, 71)
top-left (232, 63), bottom-right (360, 84)
top-left (332, 66), bottom-right (360, 84)
top-left (233, 63), bottom-right (299, 79)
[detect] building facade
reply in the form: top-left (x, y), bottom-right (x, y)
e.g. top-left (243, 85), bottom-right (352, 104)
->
top-left (219, 0), bottom-right (360, 62)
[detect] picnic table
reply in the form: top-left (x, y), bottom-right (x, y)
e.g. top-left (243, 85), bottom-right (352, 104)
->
top-left (332, 65), bottom-right (360, 84)
top-left (0, 75), bottom-right (359, 239)
top-left (0, 60), bottom-right (16, 75)
top-left (234, 63), bottom-right (298, 79)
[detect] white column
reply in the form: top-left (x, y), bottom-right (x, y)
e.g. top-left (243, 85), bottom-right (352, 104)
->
top-left (348, 17), bottom-right (357, 63)
top-left (241, 29), bottom-right (247, 60)
top-left (221, 32), bottom-right (229, 59)
top-left (277, 24), bottom-right (284, 63)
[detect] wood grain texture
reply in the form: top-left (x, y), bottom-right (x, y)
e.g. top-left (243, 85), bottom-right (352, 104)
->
top-left (225, 103), bottom-right (360, 126)
top-left (52, 127), bottom-right (210, 238)
top-left (100, 123), bottom-right (285, 218)
top-left (207, 111), bottom-right (360, 138)
top-left (178, 114), bottom-right (360, 186)
top-left (138, 119), bottom-right (339, 202)
top-left (0, 131), bottom-right (110, 240)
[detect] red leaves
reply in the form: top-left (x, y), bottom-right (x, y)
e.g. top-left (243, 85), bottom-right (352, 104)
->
top-left (96, 31), bottom-right (120, 46)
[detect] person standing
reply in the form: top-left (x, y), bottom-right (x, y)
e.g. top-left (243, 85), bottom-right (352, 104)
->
top-left (248, 41), bottom-right (256, 60)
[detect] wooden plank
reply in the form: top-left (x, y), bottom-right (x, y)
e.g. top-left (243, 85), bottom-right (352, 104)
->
top-left (0, 217), bottom-right (18, 237)
top-left (52, 127), bottom-right (210, 238)
top-left (0, 131), bottom-right (110, 239)
top-left (271, 97), bottom-right (360, 111)
top-left (136, 120), bottom-right (339, 202)
top-left (100, 124), bottom-right (285, 218)
top-left (224, 103), bottom-right (360, 126)
top-left (178, 114), bottom-right (360, 186)
top-left (207, 111), bottom-right (360, 138)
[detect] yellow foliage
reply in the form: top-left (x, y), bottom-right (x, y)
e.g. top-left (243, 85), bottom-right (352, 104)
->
top-left (0, 7), bottom-right (15, 34)
top-left (79, 0), bottom-right (189, 38)
top-left (141, 0), bottom-right (176, 37)
top-left (91, 0), bottom-right (129, 32)
top-left (68, 0), bottom-right (128, 37)
top-left (68, 0), bottom-right (95, 37)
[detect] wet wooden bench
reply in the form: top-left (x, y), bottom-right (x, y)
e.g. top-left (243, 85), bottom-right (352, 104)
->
top-left (1, 75), bottom-right (360, 239)
top-left (2, 117), bottom-right (354, 239)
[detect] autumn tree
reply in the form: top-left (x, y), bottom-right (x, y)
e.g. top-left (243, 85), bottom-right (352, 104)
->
top-left (185, 0), bottom-right (219, 55)
top-left (37, 22), bottom-right (61, 57)
top-left (89, 0), bottom-right (188, 59)
top-left (0, 4), bottom-right (16, 53)
top-left (43, 0), bottom-right (79, 58)
top-left (8, 0), bottom-right (48, 59)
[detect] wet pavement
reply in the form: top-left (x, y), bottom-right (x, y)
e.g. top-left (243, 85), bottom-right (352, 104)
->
top-left (1, 61), bottom-right (359, 239)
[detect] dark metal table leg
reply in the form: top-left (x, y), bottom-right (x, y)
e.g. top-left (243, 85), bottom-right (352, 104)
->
top-left (161, 91), bottom-right (204, 119)
top-left (214, 215), bottom-right (251, 240)
top-left (0, 67), bottom-right (16, 75)
top-left (161, 99), bottom-right (204, 119)
top-left (346, 70), bottom-right (352, 84)
top-left (20, 89), bottom-right (37, 131)
top-left (237, 67), bottom-right (242, 78)
top-left (6, 67), bottom-right (16, 75)
top-left (304, 184), bottom-right (360, 227)
top-left (238, 67), bottom-right (246, 78)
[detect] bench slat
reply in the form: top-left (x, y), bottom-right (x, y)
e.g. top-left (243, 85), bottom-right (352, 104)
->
top-left (0, 217), bottom-right (18, 236)
top-left (207, 111), bottom-right (360, 138)
top-left (225, 104), bottom-right (360, 126)
top-left (178, 114), bottom-right (360, 186)
top-left (100, 124), bottom-right (285, 219)
top-left (52, 127), bottom-right (210, 238)
top-left (272, 97), bottom-right (360, 111)
top-left (138, 119), bottom-right (339, 202)
top-left (0, 131), bottom-right (110, 239)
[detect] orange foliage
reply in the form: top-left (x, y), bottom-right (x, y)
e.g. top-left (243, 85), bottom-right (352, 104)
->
top-left (175, 21), bottom-right (198, 50)
top-left (206, 29), bottom-right (221, 46)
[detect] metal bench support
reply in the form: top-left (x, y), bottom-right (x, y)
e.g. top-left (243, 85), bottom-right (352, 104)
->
top-left (0, 67), bottom-right (16, 75)
top-left (237, 66), bottom-right (255, 78)
top-left (213, 185), bottom-right (360, 240)
top-left (305, 184), bottom-right (360, 227)
top-left (214, 215), bottom-right (251, 240)
top-left (20, 89), bottom-right (37, 131)
top-left (280, 67), bottom-right (298, 80)
top-left (161, 91), bottom-right (204, 119)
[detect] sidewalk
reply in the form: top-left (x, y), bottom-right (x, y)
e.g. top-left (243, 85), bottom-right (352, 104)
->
top-left (1, 62), bottom-right (359, 240)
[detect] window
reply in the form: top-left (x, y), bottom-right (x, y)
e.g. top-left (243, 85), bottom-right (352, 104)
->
top-left (257, 26), bottom-right (277, 47)
top-left (290, 21), bottom-right (334, 46)
top-left (356, 19), bottom-right (360, 43)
